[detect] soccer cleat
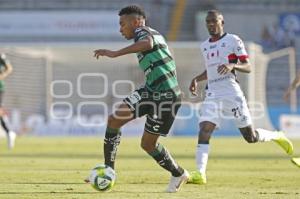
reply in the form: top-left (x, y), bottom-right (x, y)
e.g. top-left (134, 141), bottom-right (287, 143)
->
top-left (273, 131), bottom-right (294, 156)
top-left (187, 171), bottom-right (207, 185)
top-left (7, 131), bottom-right (16, 150)
top-left (165, 169), bottom-right (189, 193)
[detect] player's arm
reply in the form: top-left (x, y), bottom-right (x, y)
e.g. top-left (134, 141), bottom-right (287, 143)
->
top-left (217, 59), bottom-right (251, 75)
top-left (192, 70), bottom-right (207, 82)
top-left (189, 70), bottom-right (207, 96)
top-left (233, 58), bottom-right (251, 73)
top-left (0, 54), bottom-right (13, 80)
top-left (94, 37), bottom-right (153, 59)
top-left (218, 36), bottom-right (251, 74)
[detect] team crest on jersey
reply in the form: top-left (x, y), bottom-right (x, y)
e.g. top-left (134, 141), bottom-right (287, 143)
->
top-left (207, 50), bottom-right (219, 59)
top-left (153, 125), bottom-right (160, 131)
top-left (137, 31), bottom-right (147, 38)
top-left (221, 42), bottom-right (226, 47)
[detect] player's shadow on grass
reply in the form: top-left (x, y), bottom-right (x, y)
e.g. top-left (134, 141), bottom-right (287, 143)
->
top-left (11, 182), bottom-right (166, 185)
top-left (13, 182), bottom-right (83, 185)
top-left (0, 192), bottom-right (103, 195)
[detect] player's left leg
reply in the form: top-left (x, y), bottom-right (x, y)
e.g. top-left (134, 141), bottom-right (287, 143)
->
top-left (0, 103), bottom-right (16, 149)
top-left (140, 96), bottom-right (189, 193)
top-left (140, 131), bottom-right (189, 193)
top-left (239, 126), bottom-right (293, 155)
top-left (103, 103), bottom-right (135, 169)
top-left (233, 96), bottom-right (293, 155)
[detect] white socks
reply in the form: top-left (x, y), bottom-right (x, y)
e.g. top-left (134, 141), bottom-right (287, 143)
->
top-left (195, 129), bottom-right (280, 175)
top-left (255, 128), bottom-right (280, 142)
top-left (196, 144), bottom-right (209, 174)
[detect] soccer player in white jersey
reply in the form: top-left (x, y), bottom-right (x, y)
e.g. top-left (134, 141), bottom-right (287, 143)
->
top-left (187, 10), bottom-right (294, 185)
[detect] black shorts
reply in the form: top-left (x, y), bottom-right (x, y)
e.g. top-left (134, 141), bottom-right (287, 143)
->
top-left (123, 87), bottom-right (181, 136)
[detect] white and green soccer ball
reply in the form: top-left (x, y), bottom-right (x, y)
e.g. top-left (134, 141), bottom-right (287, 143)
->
top-left (88, 164), bottom-right (116, 191)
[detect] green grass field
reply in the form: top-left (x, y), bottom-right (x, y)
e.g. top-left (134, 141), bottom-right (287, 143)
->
top-left (0, 136), bottom-right (299, 199)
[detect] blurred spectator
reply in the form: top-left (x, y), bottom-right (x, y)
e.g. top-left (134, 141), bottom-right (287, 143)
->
top-left (261, 25), bottom-right (273, 48)
top-left (261, 23), bottom-right (296, 49)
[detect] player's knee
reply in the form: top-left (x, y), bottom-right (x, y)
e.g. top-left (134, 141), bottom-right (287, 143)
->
top-left (240, 127), bottom-right (258, 143)
top-left (107, 114), bottom-right (120, 128)
top-left (107, 115), bottom-right (115, 125)
top-left (198, 127), bottom-right (213, 142)
top-left (198, 134), bottom-right (210, 143)
top-left (140, 140), bottom-right (155, 153)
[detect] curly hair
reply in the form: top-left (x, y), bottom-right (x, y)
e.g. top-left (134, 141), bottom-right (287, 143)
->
top-left (207, 9), bottom-right (223, 17)
top-left (119, 5), bottom-right (146, 19)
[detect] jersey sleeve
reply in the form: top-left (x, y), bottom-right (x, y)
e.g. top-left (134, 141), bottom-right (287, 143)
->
top-left (134, 28), bottom-right (151, 42)
top-left (232, 35), bottom-right (248, 61)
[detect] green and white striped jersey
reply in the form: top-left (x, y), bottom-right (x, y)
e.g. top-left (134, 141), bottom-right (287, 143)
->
top-left (134, 26), bottom-right (180, 96)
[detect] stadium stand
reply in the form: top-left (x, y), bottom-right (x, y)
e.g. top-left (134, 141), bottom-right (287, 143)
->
top-left (0, 0), bottom-right (299, 134)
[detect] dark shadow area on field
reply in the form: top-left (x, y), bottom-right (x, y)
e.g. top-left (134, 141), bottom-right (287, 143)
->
top-left (12, 182), bottom-right (83, 185)
top-left (7, 182), bottom-right (166, 185)
top-left (0, 190), bottom-right (298, 195)
top-left (0, 190), bottom-right (164, 194)
top-left (0, 192), bottom-right (101, 195)
top-left (0, 153), bottom-right (290, 160)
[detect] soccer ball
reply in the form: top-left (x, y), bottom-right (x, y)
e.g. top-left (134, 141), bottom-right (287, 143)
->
top-left (88, 164), bottom-right (116, 191)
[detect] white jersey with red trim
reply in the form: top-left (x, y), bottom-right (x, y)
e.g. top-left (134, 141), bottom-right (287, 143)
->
top-left (200, 33), bottom-right (248, 98)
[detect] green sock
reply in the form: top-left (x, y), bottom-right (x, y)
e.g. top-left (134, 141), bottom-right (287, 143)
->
top-left (148, 143), bottom-right (184, 177)
top-left (103, 127), bottom-right (121, 169)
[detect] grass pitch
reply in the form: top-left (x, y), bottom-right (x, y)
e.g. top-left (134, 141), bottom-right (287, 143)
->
top-left (0, 136), bottom-right (299, 199)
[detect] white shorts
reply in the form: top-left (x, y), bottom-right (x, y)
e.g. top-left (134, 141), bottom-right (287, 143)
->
top-left (199, 95), bottom-right (252, 128)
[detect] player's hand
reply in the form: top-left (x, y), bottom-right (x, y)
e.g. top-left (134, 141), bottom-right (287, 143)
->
top-left (217, 64), bottom-right (235, 75)
top-left (94, 49), bottom-right (119, 59)
top-left (189, 78), bottom-right (198, 96)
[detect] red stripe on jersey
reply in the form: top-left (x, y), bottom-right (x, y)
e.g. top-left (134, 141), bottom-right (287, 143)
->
top-left (238, 55), bottom-right (248, 62)
top-left (228, 53), bottom-right (238, 62)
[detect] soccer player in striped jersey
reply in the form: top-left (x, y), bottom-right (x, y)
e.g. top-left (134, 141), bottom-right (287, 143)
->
top-left (0, 53), bottom-right (16, 149)
top-left (188, 10), bottom-right (294, 185)
top-left (92, 5), bottom-right (189, 192)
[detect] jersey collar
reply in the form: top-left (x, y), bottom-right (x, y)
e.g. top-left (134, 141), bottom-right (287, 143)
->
top-left (209, 33), bottom-right (227, 43)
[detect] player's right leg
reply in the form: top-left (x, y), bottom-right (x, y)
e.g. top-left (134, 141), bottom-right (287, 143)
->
top-left (103, 87), bottom-right (152, 171)
top-left (188, 99), bottom-right (219, 185)
top-left (188, 121), bottom-right (216, 185)
top-left (84, 102), bottom-right (134, 183)
top-left (103, 102), bottom-right (135, 169)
